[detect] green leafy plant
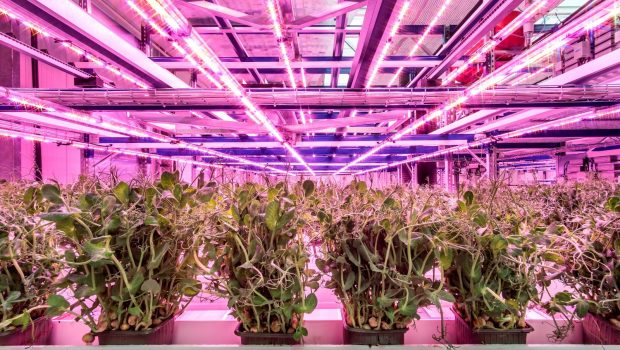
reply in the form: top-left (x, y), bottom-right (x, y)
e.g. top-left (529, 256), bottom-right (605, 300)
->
top-left (540, 182), bottom-right (620, 330)
top-left (201, 180), bottom-right (320, 341)
top-left (443, 186), bottom-right (552, 332)
top-left (0, 182), bottom-right (61, 333)
top-left (317, 181), bottom-right (452, 336)
top-left (40, 172), bottom-right (207, 343)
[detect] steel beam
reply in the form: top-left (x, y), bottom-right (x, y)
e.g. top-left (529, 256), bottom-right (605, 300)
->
top-left (10, 85), bottom-right (620, 111)
top-left (434, 49), bottom-right (620, 134)
top-left (185, 1), bottom-right (269, 28)
top-left (330, 1), bottom-right (348, 88)
top-left (201, 0), bottom-right (263, 83)
top-left (504, 129), bottom-right (620, 138)
top-left (27, 100), bottom-right (616, 111)
top-left (0, 32), bottom-right (92, 78)
top-left (290, 1), bottom-right (368, 29)
top-left (347, 0), bottom-right (398, 88)
top-left (496, 142), bottom-right (564, 149)
top-left (188, 23), bottom-right (570, 36)
top-left (9, 0), bottom-right (185, 88)
top-left (141, 111), bottom-right (406, 132)
top-left (72, 56), bottom-right (443, 70)
top-left (192, 24), bottom-right (458, 35)
top-left (410, 0), bottom-right (523, 86)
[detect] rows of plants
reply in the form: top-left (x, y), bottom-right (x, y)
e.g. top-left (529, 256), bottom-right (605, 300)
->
top-left (0, 174), bottom-right (618, 345)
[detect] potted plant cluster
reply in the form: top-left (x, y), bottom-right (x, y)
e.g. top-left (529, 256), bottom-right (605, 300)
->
top-left (3, 173), bottom-right (620, 346)
top-left (201, 180), bottom-right (320, 344)
top-left (41, 172), bottom-right (206, 345)
top-left (538, 181), bottom-right (620, 344)
top-left (441, 188), bottom-right (548, 344)
top-left (317, 181), bottom-right (453, 345)
top-left (0, 182), bottom-right (61, 345)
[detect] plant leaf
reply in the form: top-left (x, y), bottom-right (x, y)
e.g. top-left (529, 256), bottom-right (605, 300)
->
top-left (439, 248), bottom-right (454, 270)
top-left (302, 180), bottom-right (315, 197)
top-left (41, 184), bottom-right (63, 204)
top-left (148, 243), bottom-right (170, 270)
top-left (128, 271), bottom-right (145, 295)
top-left (303, 293), bottom-right (318, 313)
top-left (84, 236), bottom-right (113, 261)
top-left (141, 279), bottom-right (161, 294)
top-left (490, 235), bottom-right (508, 255)
top-left (343, 271), bottom-right (355, 291)
top-left (128, 306), bottom-right (142, 316)
top-left (48, 295), bottom-right (70, 309)
top-left (463, 191), bottom-right (474, 206)
top-left (113, 182), bottom-right (130, 204)
top-left (265, 200), bottom-right (280, 232)
top-left (160, 171), bottom-right (177, 190)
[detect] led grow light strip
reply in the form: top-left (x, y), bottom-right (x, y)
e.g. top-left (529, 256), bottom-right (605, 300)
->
top-left (129, 0), bottom-right (315, 175)
top-left (385, 0), bottom-right (452, 87)
top-left (126, 0), bottom-right (170, 37)
top-left (366, 0), bottom-right (410, 88)
top-left (4, 89), bottom-right (294, 174)
top-left (334, 1), bottom-right (619, 175)
top-left (170, 41), bottom-right (223, 89)
top-left (509, 62), bottom-right (553, 86)
top-left (354, 106), bottom-right (620, 175)
top-left (0, 5), bottom-right (149, 89)
top-left (441, 0), bottom-right (548, 86)
top-left (267, 0), bottom-right (308, 89)
top-left (0, 127), bottom-right (285, 174)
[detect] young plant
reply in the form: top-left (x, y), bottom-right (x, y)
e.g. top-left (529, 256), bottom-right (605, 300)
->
top-left (202, 180), bottom-right (320, 341)
top-left (41, 172), bottom-right (206, 342)
top-left (0, 182), bottom-right (61, 332)
top-left (541, 182), bottom-right (620, 329)
top-left (317, 181), bottom-right (453, 334)
top-left (443, 187), bottom-right (548, 331)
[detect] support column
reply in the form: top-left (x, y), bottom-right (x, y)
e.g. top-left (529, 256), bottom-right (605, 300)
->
top-left (0, 19), bottom-right (22, 181)
top-left (555, 152), bottom-right (569, 183)
top-left (486, 146), bottom-right (498, 181)
top-left (139, 24), bottom-right (152, 56)
top-left (443, 154), bottom-right (456, 193)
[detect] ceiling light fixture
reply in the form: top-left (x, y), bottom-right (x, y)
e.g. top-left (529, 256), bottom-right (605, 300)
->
top-left (441, 0), bottom-right (548, 86)
top-left (366, 0), bottom-right (411, 88)
top-left (128, 0), bottom-right (315, 175)
top-left (334, 1), bottom-right (618, 175)
top-left (0, 126), bottom-right (292, 174)
top-left (354, 106), bottom-right (620, 175)
top-left (4, 88), bottom-right (294, 174)
top-left (385, 0), bottom-right (452, 87)
top-left (0, 5), bottom-right (149, 89)
top-left (267, 0), bottom-right (309, 89)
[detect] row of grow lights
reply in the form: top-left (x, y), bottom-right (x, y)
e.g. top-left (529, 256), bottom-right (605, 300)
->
top-left (335, 1), bottom-right (620, 175)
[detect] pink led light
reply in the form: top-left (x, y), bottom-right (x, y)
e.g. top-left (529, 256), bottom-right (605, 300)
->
top-left (367, 0), bottom-right (410, 88)
top-left (144, 0), bottom-right (182, 31)
top-left (0, 127), bottom-right (282, 174)
top-left (301, 68), bottom-right (308, 88)
top-left (0, 5), bottom-right (150, 89)
top-left (510, 62), bottom-right (553, 86)
top-left (127, 0), bottom-right (170, 37)
top-left (442, 0), bottom-right (548, 86)
top-left (387, 0), bottom-right (451, 87)
top-left (337, 2), bottom-right (620, 176)
top-left (355, 106), bottom-right (620, 175)
top-left (266, 0), bottom-right (308, 90)
top-left (132, 0), bottom-right (315, 175)
top-left (299, 110), bottom-right (307, 124)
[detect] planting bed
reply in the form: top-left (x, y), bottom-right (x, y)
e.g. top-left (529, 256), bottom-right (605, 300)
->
top-left (47, 297), bottom-right (583, 345)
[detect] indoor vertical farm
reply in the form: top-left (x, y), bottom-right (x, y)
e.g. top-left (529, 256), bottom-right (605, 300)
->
top-left (1, 0), bottom-right (620, 348)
